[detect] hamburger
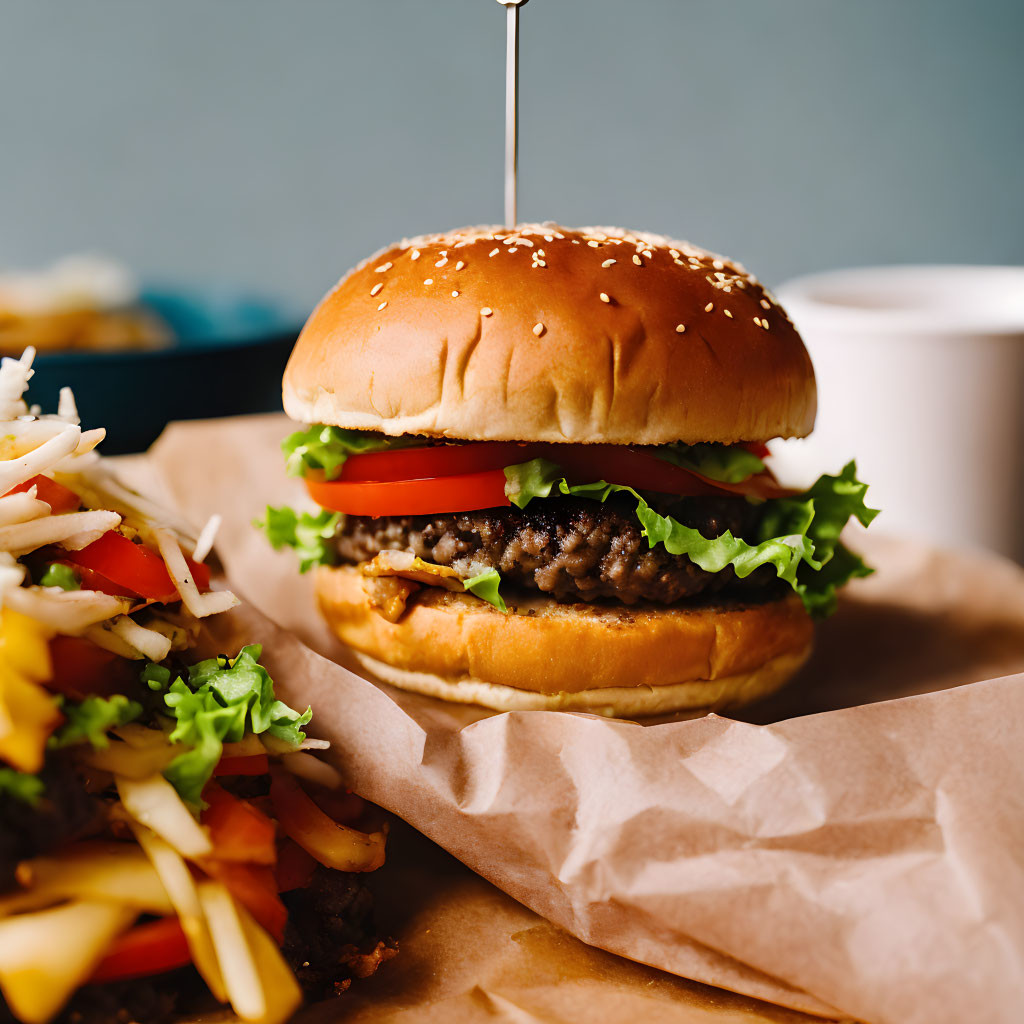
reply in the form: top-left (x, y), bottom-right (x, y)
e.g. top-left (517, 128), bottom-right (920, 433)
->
top-left (263, 224), bottom-right (876, 716)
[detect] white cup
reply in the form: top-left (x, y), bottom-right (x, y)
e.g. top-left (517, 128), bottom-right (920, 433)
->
top-left (773, 265), bottom-right (1024, 563)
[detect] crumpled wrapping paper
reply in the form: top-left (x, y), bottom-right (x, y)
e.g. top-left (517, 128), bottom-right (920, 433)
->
top-left (150, 415), bottom-right (1024, 1024)
top-left (297, 818), bottom-right (836, 1024)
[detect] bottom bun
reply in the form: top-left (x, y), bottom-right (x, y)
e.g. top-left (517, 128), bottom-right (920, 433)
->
top-left (315, 565), bottom-right (814, 717)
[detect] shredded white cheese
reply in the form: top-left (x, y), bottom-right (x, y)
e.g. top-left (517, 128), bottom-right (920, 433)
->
top-left (191, 514), bottom-right (221, 565)
top-left (0, 348), bottom-right (35, 420)
top-left (6, 588), bottom-right (129, 633)
top-left (84, 622), bottom-right (144, 659)
top-left (153, 528), bottom-right (237, 619)
top-left (56, 386), bottom-right (80, 425)
top-left (109, 615), bottom-right (173, 663)
top-left (0, 508), bottom-right (119, 556)
top-left (0, 490), bottom-right (49, 527)
top-left (115, 774), bottom-right (213, 858)
top-left (0, 424), bottom-right (82, 495)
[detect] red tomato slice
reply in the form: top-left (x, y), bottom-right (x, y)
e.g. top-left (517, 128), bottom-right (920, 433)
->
top-left (313, 441), bottom-right (794, 518)
top-left (64, 532), bottom-right (211, 602)
top-left (8, 475), bottom-right (81, 514)
top-left (47, 635), bottom-right (136, 699)
top-left (306, 468), bottom-right (510, 517)
top-left (213, 753), bottom-right (270, 778)
top-left (46, 559), bottom-right (136, 599)
top-left (201, 783), bottom-right (277, 865)
top-left (274, 839), bottom-right (318, 893)
top-left (200, 861), bottom-right (288, 943)
top-left (90, 918), bottom-right (190, 983)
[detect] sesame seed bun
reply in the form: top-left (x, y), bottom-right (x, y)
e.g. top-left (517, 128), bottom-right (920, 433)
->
top-left (314, 565), bottom-right (814, 716)
top-left (283, 224), bottom-right (816, 445)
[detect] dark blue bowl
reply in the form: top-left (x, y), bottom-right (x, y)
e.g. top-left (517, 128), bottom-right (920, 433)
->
top-left (26, 286), bottom-right (304, 454)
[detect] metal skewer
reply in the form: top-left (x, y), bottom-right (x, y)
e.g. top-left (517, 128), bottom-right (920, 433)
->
top-left (497, 0), bottom-right (529, 227)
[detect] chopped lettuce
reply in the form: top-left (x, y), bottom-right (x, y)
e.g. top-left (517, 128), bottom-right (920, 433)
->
top-left (39, 563), bottom-right (80, 591)
top-left (283, 424), bottom-right (424, 480)
top-left (148, 644), bottom-right (312, 808)
top-left (0, 767), bottom-right (44, 805)
top-left (256, 505), bottom-right (340, 573)
top-left (50, 695), bottom-right (142, 750)
top-left (464, 568), bottom-right (507, 613)
top-left (654, 442), bottom-right (766, 484)
top-left (504, 458), bottom-right (877, 618)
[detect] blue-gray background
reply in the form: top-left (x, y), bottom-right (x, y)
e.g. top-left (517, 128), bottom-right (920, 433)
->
top-left (3, 0), bottom-right (1022, 309)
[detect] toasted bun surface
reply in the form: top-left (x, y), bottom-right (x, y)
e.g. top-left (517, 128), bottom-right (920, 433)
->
top-left (315, 565), bottom-right (813, 716)
top-left (284, 224), bottom-right (816, 446)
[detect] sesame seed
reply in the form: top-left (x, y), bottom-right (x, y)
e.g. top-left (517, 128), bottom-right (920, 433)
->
top-left (601, 259), bottom-right (616, 268)
top-left (675, 324), bottom-right (686, 333)
top-left (723, 286), bottom-right (732, 293)
top-left (533, 260), bottom-right (547, 268)
top-left (724, 309), bottom-right (734, 318)
top-left (599, 292), bottom-right (612, 303)
top-left (377, 301), bottom-right (388, 311)
top-left (435, 258), bottom-right (448, 268)
top-left (370, 283), bottom-right (383, 296)
top-left (643, 250), bottom-right (653, 259)
top-left (632, 255), bottom-right (643, 266)
top-left (571, 239), bottom-right (581, 245)
top-left (480, 307), bottom-right (493, 317)
top-left (509, 247), bottom-right (518, 254)
top-left (537, 249), bottom-right (546, 257)
top-left (753, 317), bottom-right (762, 327)
top-left (669, 249), bottom-right (680, 258)
top-left (424, 278), bottom-right (433, 285)
top-left (588, 240), bottom-right (600, 248)
top-left (544, 235), bottom-right (553, 242)
top-left (410, 249), bottom-right (421, 261)
top-left (760, 298), bottom-right (771, 309)
top-left (489, 248), bottom-right (500, 257)
top-left (674, 259), bottom-right (685, 266)
top-left (375, 262), bottom-right (393, 273)
top-left (455, 261), bottom-right (466, 271)
top-left (761, 320), bottom-right (770, 331)
top-left (533, 322), bottom-right (545, 336)
top-left (451, 290), bottom-right (460, 298)
top-left (518, 238), bottom-right (534, 247)
top-left (713, 260), bottom-right (724, 270)
top-left (705, 302), bottom-right (714, 312)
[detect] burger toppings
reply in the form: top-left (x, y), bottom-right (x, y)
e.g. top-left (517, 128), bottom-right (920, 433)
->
top-left (0, 350), bottom-right (394, 1024)
top-left (262, 426), bottom-right (876, 618)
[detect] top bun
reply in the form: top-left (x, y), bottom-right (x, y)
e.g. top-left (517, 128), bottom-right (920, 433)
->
top-left (283, 224), bottom-right (816, 445)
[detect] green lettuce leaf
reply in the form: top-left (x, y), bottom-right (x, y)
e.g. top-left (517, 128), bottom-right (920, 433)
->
top-left (50, 695), bottom-right (142, 750)
top-left (464, 568), bottom-right (507, 613)
top-left (283, 425), bottom-right (425, 480)
top-left (256, 505), bottom-right (340, 573)
top-left (39, 563), bottom-right (80, 591)
top-left (0, 767), bottom-right (45, 805)
top-left (150, 644), bottom-right (312, 808)
top-left (654, 442), bottom-right (766, 484)
top-left (504, 458), bottom-right (877, 618)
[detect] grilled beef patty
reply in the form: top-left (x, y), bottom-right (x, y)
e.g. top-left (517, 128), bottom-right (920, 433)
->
top-left (337, 496), bottom-right (775, 605)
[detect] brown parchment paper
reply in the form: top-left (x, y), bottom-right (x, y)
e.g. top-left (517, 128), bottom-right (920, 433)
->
top-left (149, 415), bottom-right (1024, 1024)
top-left (299, 818), bottom-right (838, 1024)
